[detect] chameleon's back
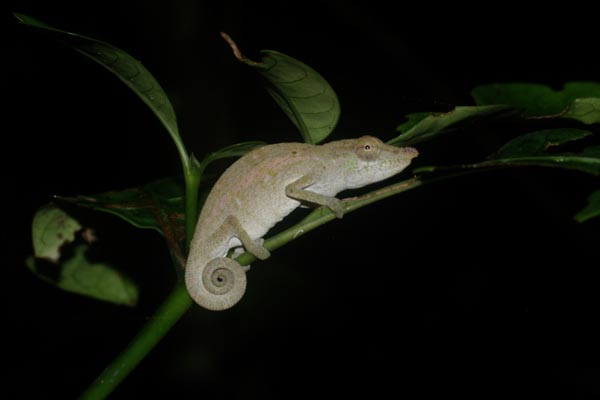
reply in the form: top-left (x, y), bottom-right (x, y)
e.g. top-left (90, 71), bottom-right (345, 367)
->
top-left (190, 142), bottom-right (321, 262)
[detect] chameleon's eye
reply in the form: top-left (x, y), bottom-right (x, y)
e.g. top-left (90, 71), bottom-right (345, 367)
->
top-left (355, 136), bottom-right (382, 161)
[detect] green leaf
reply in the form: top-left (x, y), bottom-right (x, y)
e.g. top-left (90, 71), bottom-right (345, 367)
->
top-left (199, 141), bottom-right (267, 168)
top-left (574, 190), bottom-right (600, 223)
top-left (14, 13), bottom-right (189, 168)
top-left (221, 33), bottom-right (340, 144)
top-left (26, 244), bottom-right (138, 306)
top-left (472, 83), bottom-right (563, 116)
top-left (258, 51), bottom-right (340, 144)
top-left (472, 82), bottom-right (600, 124)
top-left (475, 154), bottom-right (600, 175)
top-left (582, 145), bottom-right (600, 157)
top-left (495, 128), bottom-right (592, 158)
top-left (389, 105), bottom-right (515, 146)
top-left (32, 205), bottom-right (82, 263)
top-left (563, 98), bottom-right (600, 124)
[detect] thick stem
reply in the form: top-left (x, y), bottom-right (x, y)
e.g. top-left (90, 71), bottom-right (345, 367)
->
top-left (79, 282), bottom-right (192, 400)
top-left (184, 170), bottom-right (202, 248)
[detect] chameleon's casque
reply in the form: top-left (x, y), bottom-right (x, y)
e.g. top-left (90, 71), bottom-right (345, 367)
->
top-left (185, 136), bottom-right (418, 310)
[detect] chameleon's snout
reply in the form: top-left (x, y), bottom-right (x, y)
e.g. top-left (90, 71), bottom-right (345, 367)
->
top-left (400, 146), bottom-right (419, 159)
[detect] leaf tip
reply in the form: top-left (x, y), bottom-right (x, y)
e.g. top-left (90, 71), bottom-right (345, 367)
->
top-left (13, 12), bottom-right (25, 22)
top-left (13, 12), bottom-right (49, 29)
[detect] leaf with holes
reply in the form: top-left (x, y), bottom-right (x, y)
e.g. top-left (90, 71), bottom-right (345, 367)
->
top-left (26, 244), bottom-right (138, 306)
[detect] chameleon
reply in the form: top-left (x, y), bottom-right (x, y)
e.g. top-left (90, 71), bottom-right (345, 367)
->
top-left (185, 136), bottom-right (418, 310)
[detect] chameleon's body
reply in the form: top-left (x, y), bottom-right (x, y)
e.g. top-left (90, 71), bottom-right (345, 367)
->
top-left (185, 136), bottom-right (418, 310)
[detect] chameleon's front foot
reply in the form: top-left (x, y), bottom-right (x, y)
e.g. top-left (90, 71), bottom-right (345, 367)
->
top-left (246, 238), bottom-right (271, 260)
top-left (186, 257), bottom-right (247, 311)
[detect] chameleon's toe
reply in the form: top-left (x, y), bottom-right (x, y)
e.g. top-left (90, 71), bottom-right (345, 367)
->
top-left (328, 199), bottom-right (345, 219)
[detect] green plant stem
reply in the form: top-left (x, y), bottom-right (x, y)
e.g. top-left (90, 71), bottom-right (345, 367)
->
top-left (79, 282), bottom-right (192, 400)
top-left (184, 170), bottom-right (202, 247)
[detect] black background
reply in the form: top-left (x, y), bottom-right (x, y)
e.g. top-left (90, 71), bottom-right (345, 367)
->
top-left (4, 1), bottom-right (600, 398)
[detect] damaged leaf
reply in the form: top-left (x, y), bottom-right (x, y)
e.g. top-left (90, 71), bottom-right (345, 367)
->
top-left (32, 205), bottom-right (82, 263)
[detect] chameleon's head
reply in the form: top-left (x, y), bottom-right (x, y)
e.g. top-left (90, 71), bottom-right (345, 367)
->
top-left (336, 135), bottom-right (418, 189)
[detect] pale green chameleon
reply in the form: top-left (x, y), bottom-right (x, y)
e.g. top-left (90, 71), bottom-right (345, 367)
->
top-left (185, 136), bottom-right (418, 310)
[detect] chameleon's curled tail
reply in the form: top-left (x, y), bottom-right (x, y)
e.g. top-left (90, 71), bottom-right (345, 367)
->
top-left (185, 258), bottom-right (247, 311)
